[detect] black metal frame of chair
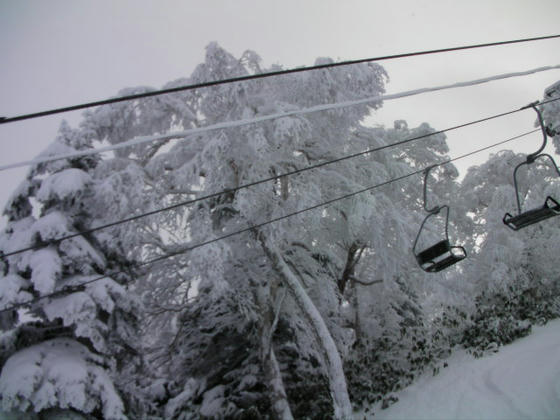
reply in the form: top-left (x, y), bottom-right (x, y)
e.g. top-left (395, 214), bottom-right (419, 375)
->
top-left (503, 102), bottom-right (560, 231)
top-left (413, 165), bottom-right (467, 273)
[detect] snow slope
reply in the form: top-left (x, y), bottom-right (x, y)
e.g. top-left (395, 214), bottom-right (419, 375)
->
top-left (371, 319), bottom-right (560, 420)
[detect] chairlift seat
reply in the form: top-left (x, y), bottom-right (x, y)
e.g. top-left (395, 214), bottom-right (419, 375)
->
top-left (503, 196), bottom-right (560, 231)
top-left (412, 167), bottom-right (468, 273)
top-left (415, 239), bottom-right (467, 273)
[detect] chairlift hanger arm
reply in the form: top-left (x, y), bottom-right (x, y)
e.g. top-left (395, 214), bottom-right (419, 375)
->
top-left (523, 102), bottom-right (548, 161)
top-left (422, 164), bottom-right (441, 213)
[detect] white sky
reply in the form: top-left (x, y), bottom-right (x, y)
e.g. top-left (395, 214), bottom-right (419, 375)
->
top-left (1, 0), bottom-right (560, 217)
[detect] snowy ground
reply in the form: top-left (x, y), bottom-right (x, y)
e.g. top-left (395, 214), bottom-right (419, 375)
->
top-left (368, 319), bottom-right (560, 420)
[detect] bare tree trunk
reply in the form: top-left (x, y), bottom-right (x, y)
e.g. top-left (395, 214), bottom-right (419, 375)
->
top-left (256, 270), bottom-right (293, 419)
top-left (351, 282), bottom-right (362, 345)
top-left (259, 236), bottom-right (353, 419)
top-left (263, 344), bottom-right (294, 420)
top-left (280, 176), bottom-right (289, 201)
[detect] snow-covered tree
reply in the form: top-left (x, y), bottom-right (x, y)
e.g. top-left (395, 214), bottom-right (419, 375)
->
top-left (76, 43), bottom-right (465, 417)
top-left (542, 80), bottom-right (560, 153)
top-left (5, 41), bottom-right (535, 418)
top-left (0, 121), bottom-right (141, 419)
top-left (138, 43), bottom-right (390, 418)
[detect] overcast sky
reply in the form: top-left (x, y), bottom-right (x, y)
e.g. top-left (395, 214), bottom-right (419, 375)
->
top-left (1, 0), bottom-right (560, 219)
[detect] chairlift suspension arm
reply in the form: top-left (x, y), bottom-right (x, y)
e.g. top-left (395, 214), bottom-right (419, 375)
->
top-left (422, 165), bottom-right (441, 213)
top-left (526, 102), bottom-right (548, 162)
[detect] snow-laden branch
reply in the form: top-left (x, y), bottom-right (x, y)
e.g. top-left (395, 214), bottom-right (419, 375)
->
top-left (3, 63), bottom-right (559, 172)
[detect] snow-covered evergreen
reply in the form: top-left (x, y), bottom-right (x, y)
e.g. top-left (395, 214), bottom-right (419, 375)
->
top-left (0, 122), bottom-right (141, 419)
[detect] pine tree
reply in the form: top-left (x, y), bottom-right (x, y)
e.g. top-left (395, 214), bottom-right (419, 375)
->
top-left (0, 121), bottom-right (140, 419)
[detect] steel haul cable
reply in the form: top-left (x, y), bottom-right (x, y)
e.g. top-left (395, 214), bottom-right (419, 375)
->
top-left (2, 98), bottom-right (559, 260)
top-left (1, 34), bottom-right (559, 124)
top-left (0, 128), bottom-right (539, 314)
top-left (2, 65), bottom-right (560, 172)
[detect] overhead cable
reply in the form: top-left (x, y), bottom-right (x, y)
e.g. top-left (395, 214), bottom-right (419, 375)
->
top-left (0, 128), bottom-right (538, 314)
top-left (2, 64), bottom-right (559, 172)
top-left (3, 94), bottom-right (557, 260)
top-left (1, 34), bottom-right (559, 125)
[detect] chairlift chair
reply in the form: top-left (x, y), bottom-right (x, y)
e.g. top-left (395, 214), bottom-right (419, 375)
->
top-left (413, 165), bottom-right (466, 273)
top-left (503, 102), bottom-right (560, 231)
